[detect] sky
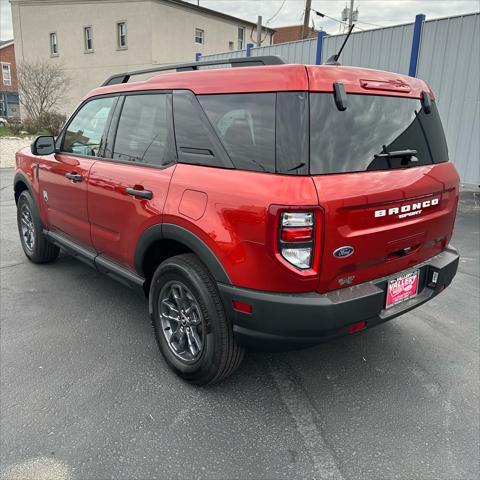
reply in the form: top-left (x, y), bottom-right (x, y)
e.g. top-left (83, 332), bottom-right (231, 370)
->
top-left (1, 0), bottom-right (479, 40)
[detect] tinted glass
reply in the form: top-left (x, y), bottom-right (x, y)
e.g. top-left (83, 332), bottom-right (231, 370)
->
top-left (173, 90), bottom-right (233, 169)
top-left (63, 96), bottom-right (114, 157)
top-left (199, 93), bottom-right (276, 172)
top-left (310, 94), bottom-right (448, 174)
top-left (113, 94), bottom-right (174, 166)
top-left (276, 92), bottom-right (309, 175)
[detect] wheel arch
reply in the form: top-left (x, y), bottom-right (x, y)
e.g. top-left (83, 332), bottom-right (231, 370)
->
top-left (14, 172), bottom-right (34, 204)
top-left (135, 223), bottom-right (231, 289)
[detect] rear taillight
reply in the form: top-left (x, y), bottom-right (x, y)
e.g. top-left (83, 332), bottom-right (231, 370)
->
top-left (279, 211), bottom-right (315, 270)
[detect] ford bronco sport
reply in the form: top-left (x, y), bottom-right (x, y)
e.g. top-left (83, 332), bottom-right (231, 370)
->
top-left (14, 56), bottom-right (459, 385)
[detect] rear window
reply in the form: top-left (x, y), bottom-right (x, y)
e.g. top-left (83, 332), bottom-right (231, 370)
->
top-left (310, 93), bottom-right (448, 174)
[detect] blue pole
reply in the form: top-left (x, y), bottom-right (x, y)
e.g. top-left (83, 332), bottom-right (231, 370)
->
top-left (246, 43), bottom-right (254, 57)
top-left (195, 52), bottom-right (202, 62)
top-left (408, 14), bottom-right (425, 77)
top-left (315, 31), bottom-right (327, 65)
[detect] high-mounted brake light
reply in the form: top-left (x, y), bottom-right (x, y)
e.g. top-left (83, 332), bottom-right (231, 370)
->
top-left (279, 211), bottom-right (315, 270)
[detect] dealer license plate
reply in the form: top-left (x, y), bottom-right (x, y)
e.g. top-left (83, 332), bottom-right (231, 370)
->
top-left (386, 270), bottom-right (419, 309)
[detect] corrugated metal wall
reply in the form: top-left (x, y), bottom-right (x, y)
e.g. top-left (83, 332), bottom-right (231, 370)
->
top-left (202, 12), bottom-right (480, 186)
top-left (321, 24), bottom-right (414, 73)
top-left (417, 13), bottom-right (479, 187)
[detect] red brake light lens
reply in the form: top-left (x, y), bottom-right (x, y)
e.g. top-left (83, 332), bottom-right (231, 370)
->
top-left (281, 227), bottom-right (313, 242)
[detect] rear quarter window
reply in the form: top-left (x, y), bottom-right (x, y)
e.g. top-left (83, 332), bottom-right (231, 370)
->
top-left (198, 93), bottom-right (276, 173)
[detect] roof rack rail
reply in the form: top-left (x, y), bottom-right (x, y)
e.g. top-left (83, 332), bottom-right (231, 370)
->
top-left (101, 56), bottom-right (285, 87)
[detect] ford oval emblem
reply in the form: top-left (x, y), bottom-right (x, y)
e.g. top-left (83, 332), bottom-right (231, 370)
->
top-left (333, 246), bottom-right (354, 258)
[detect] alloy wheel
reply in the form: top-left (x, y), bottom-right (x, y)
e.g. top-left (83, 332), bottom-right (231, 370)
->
top-left (158, 281), bottom-right (205, 363)
top-left (20, 204), bottom-right (35, 253)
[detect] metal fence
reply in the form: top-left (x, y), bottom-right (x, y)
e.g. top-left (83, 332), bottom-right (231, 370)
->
top-left (201, 12), bottom-right (480, 186)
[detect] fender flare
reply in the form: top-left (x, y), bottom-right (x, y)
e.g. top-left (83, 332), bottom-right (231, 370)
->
top-left (13, 171), bottom-right (35, 203)
top-left (134, 223), bottom-right (231, 285)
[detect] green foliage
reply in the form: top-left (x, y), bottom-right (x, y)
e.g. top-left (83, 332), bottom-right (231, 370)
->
top-left (37, 111), bottom-right (67, 136)
top-left (2, 111), bottom-right (67, 138)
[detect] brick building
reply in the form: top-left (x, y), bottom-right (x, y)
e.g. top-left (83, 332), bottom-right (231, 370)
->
top-left (273, 25), bottom-right (318, 44)
top-left (0, 40), bottom-right (20, 121)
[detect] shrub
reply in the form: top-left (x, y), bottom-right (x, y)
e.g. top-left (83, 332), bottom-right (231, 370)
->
top-left (8, 123), bottom-right (24, 136)
top-left (22, 117), bottom-right (39, 135)
top-left (37, 111), bottom-right (67, 136)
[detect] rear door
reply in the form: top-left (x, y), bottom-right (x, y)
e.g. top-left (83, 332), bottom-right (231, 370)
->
top-left (39, 96), bottom-right (116, 247)
top-left (87, 92), bottom-right (176, 268)
top-left (308, 93), bottom-right (459, 292)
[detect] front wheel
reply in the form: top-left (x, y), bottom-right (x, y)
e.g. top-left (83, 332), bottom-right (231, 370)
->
top-left (150, 254), bottom-right (244, 385)
top-left (16, 190), bottom-right (59, 263)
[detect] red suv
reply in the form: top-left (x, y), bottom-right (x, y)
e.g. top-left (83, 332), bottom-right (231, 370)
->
top-left (14, 57), bottom-right (459, 385)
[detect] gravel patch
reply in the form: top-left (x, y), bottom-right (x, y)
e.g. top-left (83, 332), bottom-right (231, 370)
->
top-left (0, 137), bottom-right (32, 168)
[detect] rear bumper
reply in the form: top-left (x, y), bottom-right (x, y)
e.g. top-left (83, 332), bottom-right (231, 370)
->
top-left (218, 247), bottom-right (459, 350)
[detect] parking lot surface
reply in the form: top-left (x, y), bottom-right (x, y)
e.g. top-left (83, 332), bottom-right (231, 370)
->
top-left (1, 168), bottom-right (479, 480)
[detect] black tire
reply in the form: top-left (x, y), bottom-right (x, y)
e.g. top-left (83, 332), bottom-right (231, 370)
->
top-left (150, 253), bottom-right (244, 385)
top-left (16, 190), bottom-right (59, 264)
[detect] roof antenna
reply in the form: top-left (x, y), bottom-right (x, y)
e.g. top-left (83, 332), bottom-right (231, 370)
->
top-left (324, 24), bottom-right (355, 65)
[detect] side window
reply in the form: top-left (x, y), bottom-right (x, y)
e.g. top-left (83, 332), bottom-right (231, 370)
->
top-left (62, 97), bottom-right (115, 157)
top-left (173, 90), bottom-right (233, 169)
top-left (198, 93), bottom-right (275, 172)
top-left (112, 93), bottom-right (174, 167)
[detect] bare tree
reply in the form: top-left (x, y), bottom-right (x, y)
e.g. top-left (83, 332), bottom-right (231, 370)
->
top-left (17, 60), bottom-right (70, 121)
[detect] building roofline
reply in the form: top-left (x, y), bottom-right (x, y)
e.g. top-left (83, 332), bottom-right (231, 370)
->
top-left (0, 40), bottom-right (14, 50)
top-left (10, 0), bottom-right (275, 32)
top-left (161, 0), bottom-right (275, 32)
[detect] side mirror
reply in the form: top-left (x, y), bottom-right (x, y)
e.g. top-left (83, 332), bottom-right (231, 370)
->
top-left (31, 135), bottom-right (56, 156)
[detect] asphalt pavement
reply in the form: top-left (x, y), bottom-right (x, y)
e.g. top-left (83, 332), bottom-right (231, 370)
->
top-left (1, 168), bottom-right (479, 480)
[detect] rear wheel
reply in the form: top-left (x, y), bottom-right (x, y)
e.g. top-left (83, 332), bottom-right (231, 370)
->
top-left (150, 254), bottom-right (244, 385)
top-left (16, 190), bottom-right (59, 263)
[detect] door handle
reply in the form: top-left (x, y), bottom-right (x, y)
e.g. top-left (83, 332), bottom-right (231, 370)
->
top-left (65, 172), bottom-right (83, 182)
top-left (126, 187), bottom-right (153, 200)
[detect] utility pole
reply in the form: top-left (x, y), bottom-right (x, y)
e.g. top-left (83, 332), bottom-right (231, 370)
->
top-left (348, 0), bottom-right (354, 27)
top-left (256, 15), bottom-right (263, 47)
top-left (302, 0), bottom-right (312, 39)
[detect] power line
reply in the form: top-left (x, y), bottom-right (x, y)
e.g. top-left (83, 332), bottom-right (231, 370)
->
top-left (265, 0), bottom-right (287, 25)
top-left (312, 8), bottom-right (364, 31)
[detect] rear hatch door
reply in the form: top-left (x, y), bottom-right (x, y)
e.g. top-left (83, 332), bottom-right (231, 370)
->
top-left (307, 78), bottom-right (459, 292)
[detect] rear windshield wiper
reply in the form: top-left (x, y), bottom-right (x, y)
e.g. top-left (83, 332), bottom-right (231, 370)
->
top-left (374, 149), bottom-right (418, 161)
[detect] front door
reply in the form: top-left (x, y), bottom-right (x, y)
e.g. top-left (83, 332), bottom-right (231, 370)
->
top-left (87, 92), bottom-right (176, 268)
top-left (39, 96), bottom-right (117, 247)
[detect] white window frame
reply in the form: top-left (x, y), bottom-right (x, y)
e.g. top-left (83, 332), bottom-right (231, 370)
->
top-left (195, 28), bottom-right (204, 45)
top-left (1, 63), bottom-right (12, 86)
top-left (50, 32), bottom-right (58, 56)
top-left (117, 21), bottom-right (127, 49)
top-left (84, 26), bottom-right (94, 52)
top-left (237, 27), bottom-right (245, 50)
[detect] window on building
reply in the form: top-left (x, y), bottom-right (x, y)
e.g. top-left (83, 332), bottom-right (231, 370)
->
top-left (195, 28), bottom-right (204, 44)
top-left (113, 94), bottom-right (174, 167)
top-left (62, 97), bottom-right (115, 157)
top-left (237, 27), bottom-right (245, 50)
top-left (117, 22), bottom-right (127, 48)
top-left (50, 32), bottom-right (58, 55)
top-left (1, 63), bottom-right (12, 86)
top-left (228, 41), bottom-right (234, 51)
top-left (84, 26), bottom-right (93, 52)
